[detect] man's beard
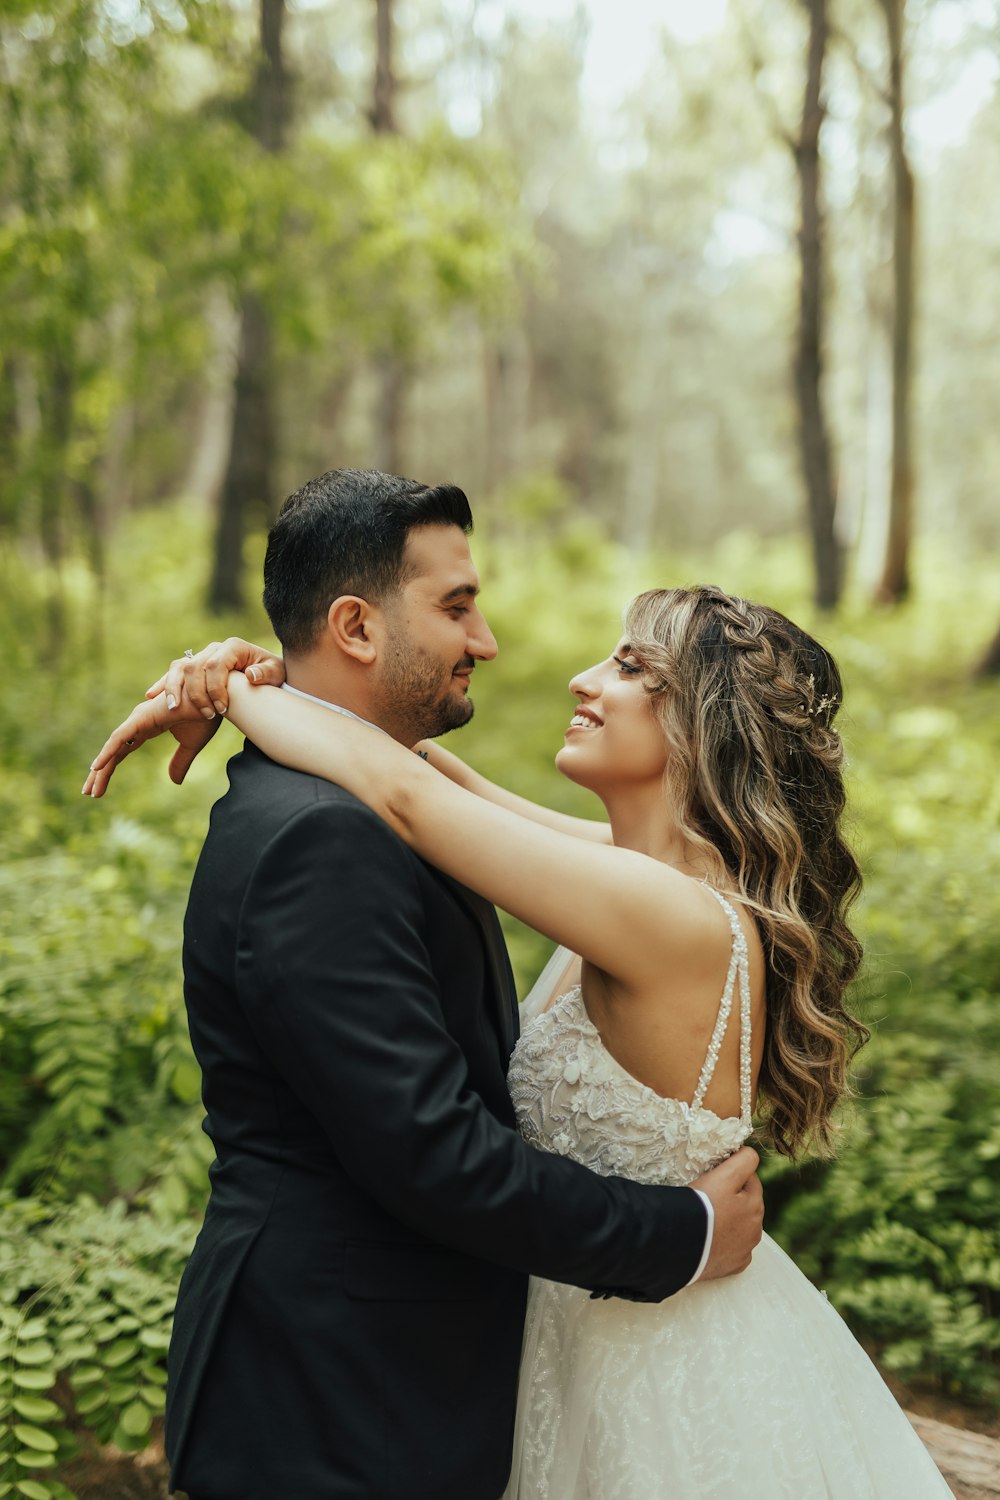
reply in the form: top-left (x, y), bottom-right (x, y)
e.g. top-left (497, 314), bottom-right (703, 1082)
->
top-left (376, 634), bottom-right (475, 743)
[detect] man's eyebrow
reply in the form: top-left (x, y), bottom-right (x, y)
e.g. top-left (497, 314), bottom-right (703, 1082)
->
top-left (439, 582), bottom-right (479, 603)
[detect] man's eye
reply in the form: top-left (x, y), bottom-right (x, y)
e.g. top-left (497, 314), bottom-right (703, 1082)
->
top-left (449, 605), bottom-right (469, 617)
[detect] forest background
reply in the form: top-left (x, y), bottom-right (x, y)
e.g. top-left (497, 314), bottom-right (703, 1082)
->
top-left (1, 0), bottom-right (999, 1494)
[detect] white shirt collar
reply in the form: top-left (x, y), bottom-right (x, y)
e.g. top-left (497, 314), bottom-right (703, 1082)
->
top-left (281, 681), bottom-right (387, 734)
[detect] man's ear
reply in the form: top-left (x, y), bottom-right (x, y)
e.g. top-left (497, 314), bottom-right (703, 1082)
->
top-left (326, 596), bottom-right (380, 664)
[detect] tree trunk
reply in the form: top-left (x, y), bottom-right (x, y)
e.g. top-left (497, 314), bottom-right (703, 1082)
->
top-left (209, 0), bottom-right (288, 612)
top-left (482, 337), bottom-right (516, 494)
top-left (371, 0), bottom-right (405, 475)
top-left (373, 0), bottom-right (397, 134)
top-left (183, 288), bottom-right (240, 512)
top-left (793, 0), bottom-right (841, 610)
top-left (874, 0), bottom-right (915, 605)
top-left (373, 349), bottom-right (403, 475)
top-left (976, 617), bottom-right (1000, 678)
top-left (38, 346), bottom-right (75, 657)
top-left (0, 358), bottom-right (18, 527)
top-left (209, 293), bottom-right (276, 611)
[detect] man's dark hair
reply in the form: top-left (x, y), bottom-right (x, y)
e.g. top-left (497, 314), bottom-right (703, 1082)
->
top-left (263, 468), bottom-right (474, 652)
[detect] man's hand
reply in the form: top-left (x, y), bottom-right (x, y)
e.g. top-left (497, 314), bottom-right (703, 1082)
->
top-left (691, 1146), bottom-right (764, 1280)
top-left (83, 693), bottom-right (222, 798)
top-left (145, 637), bottom-right (284, 719)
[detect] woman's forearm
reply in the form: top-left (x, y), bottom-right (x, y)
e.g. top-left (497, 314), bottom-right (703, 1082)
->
top-left (222, 673), bottom-right (705, 991)
top-left (415, 741), bottom-right (611, 844)
top-left (225, 674), bottom-right (423, 835)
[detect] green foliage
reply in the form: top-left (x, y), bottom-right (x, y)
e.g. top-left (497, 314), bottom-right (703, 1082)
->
top-left (756, 621), bottom-right (1000, 1400)
top-left (0, 500), bottom-right (998, 1500)
top-left (0, 0), bottom-right (528, 633)
top-left (0, 1196), bottom-right (194, 1495)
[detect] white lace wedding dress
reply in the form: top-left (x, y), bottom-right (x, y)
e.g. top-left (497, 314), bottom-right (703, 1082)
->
top-left (503, 887), bottom-right (952, 1499)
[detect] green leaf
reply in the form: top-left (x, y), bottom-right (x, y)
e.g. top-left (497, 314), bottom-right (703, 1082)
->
top-left (12, 1371), bottom-right (56, 1392)
top-left (13, 1453), bottom-right (57, 1470)
top-left (119, 1400), bottom-right (151, 1438)
top-left (101, 1339), bottom-right (139, 1369)
top-left (106, 1381), bottom-right (138, 1405)
top-left (13, 1344), bottom-right (55, 1368)
top-left (11, 1426), bottom-right (58, 1454)
top-left (109, 1421), bottom-right (147, 1453)
top-left (69, 1366), bottom-right (103, 1389)
top-left (75, 1104), bottom-right (104, 1133)
top-left (15, 1481), bottom-right (56, 1500)
top-left (59, 1342), bottom-right (96, 1362)
top-left (170, 1058), bottom-right (202, 1102)
top-left (139, 1384), bottom-right (166, 1412)
top-left (11, 1397), bottom-right (61, 1423)
top-left (137, 1327), bottom-right (170, 1350)
top-left (16, 1322), bottom-right (47, 1343)
top-left (72, 1387), bottom-right (108, 1417)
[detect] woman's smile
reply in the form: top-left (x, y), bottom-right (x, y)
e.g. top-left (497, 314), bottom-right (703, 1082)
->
top-left (567, 707), bottom-right (603, 732)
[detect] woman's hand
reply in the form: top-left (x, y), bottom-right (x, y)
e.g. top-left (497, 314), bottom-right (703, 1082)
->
top-left (145, 638), bottom-right (285, 718)
top-left (83, 691), bottom-right (227, 798)
top-left (82, 640), bottom-right (284, 799)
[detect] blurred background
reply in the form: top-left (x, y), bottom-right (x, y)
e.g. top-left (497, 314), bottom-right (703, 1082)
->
top-left (1, 0), bottom-right (999, 1494)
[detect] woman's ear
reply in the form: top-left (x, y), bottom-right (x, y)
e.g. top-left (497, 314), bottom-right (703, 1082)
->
top-left (326, 596), bottom-right (378, 664)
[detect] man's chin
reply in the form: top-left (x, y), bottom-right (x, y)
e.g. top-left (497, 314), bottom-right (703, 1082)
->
top-left (436, 697), bottom-right (474, 735)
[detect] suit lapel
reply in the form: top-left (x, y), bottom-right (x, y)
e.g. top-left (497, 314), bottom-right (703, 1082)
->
top-left (432, 870), bottom-right (519, 1058)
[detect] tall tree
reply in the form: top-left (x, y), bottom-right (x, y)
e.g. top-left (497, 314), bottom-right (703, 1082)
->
top-left (793, 0), bottom-right (841, 608)
top-left (873, 0), bottom-right (915, 604)
top-left (371, 0), bottom-right (405, 475)
top-left (739, 0), bottom-right (842, 607)
top-left (209, 0), bottom-right (289, 613)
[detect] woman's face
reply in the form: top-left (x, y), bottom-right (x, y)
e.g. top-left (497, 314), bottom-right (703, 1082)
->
top-left (555, 639), bottom-right (668, 796)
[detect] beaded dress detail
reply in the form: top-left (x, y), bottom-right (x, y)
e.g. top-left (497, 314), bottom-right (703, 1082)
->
top-left (502, 887), bottom-right (953, 1500)
top-left (509, 886), bottom-right (753, 1190)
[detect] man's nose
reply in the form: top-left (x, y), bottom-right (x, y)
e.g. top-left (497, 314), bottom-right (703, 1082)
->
top-left (468, 608), bottom-right (498, 662)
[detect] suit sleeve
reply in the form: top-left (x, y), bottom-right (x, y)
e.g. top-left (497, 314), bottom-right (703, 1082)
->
top-left (236, 797), bottom-right (708, 1301)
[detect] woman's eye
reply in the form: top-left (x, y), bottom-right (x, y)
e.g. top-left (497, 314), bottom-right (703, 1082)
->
top-left (613, 655), bottom-right (641, 675)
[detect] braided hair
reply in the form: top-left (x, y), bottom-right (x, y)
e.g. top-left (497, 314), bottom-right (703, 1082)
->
top-left (624, 585), bottom-right (867, 1157)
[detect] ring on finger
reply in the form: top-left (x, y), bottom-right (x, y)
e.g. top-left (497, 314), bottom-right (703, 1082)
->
top-left (184, 648), bottom-right (195, 659)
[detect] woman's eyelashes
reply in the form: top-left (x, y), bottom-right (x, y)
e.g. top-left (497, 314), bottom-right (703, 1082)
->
top-left (613, 655), bottom-right (642, 676)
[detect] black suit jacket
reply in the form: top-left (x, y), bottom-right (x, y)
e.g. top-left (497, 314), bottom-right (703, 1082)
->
top-left (165, 743), bottom-right (706, 1500)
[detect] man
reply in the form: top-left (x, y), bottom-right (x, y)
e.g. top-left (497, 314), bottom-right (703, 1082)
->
top-left (86, 469), bottom-right (763, 1500)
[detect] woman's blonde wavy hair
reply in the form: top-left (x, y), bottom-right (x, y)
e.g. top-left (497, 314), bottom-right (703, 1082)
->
top-left (624, 584), bottom-right (867, 1158)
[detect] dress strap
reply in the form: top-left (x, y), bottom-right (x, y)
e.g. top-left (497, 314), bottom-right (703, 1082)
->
top-left (690, 885), bottom-right (753, 1127)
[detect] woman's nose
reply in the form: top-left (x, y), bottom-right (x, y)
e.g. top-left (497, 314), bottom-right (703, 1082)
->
top-left (568, 663), bottom-right (601, 700)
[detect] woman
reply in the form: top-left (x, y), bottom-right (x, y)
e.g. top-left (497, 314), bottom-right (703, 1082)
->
top-left (86, 584), bottom-right (952, 1498)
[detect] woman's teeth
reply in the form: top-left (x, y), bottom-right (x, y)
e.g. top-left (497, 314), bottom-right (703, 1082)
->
top-left (570, 714), bottom-right (598, 729)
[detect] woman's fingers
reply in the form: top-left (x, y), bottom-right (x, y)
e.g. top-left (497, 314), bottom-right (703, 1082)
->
top-left (145, 643), bottom-right (224, 715)
top-left (83, 698), bottom-right (170, 798)
top-left (144, 638), bottom-right (282, 717)
top-left (210, 639), bottom-right (285, 705)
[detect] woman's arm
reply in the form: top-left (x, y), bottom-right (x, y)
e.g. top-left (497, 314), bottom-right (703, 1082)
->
top-left (223, 675), bottom-right (722, 993)
top-left (91, 635), bottom-right (612, 841)
top-left (415, 741), bottom-right (612, 844)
